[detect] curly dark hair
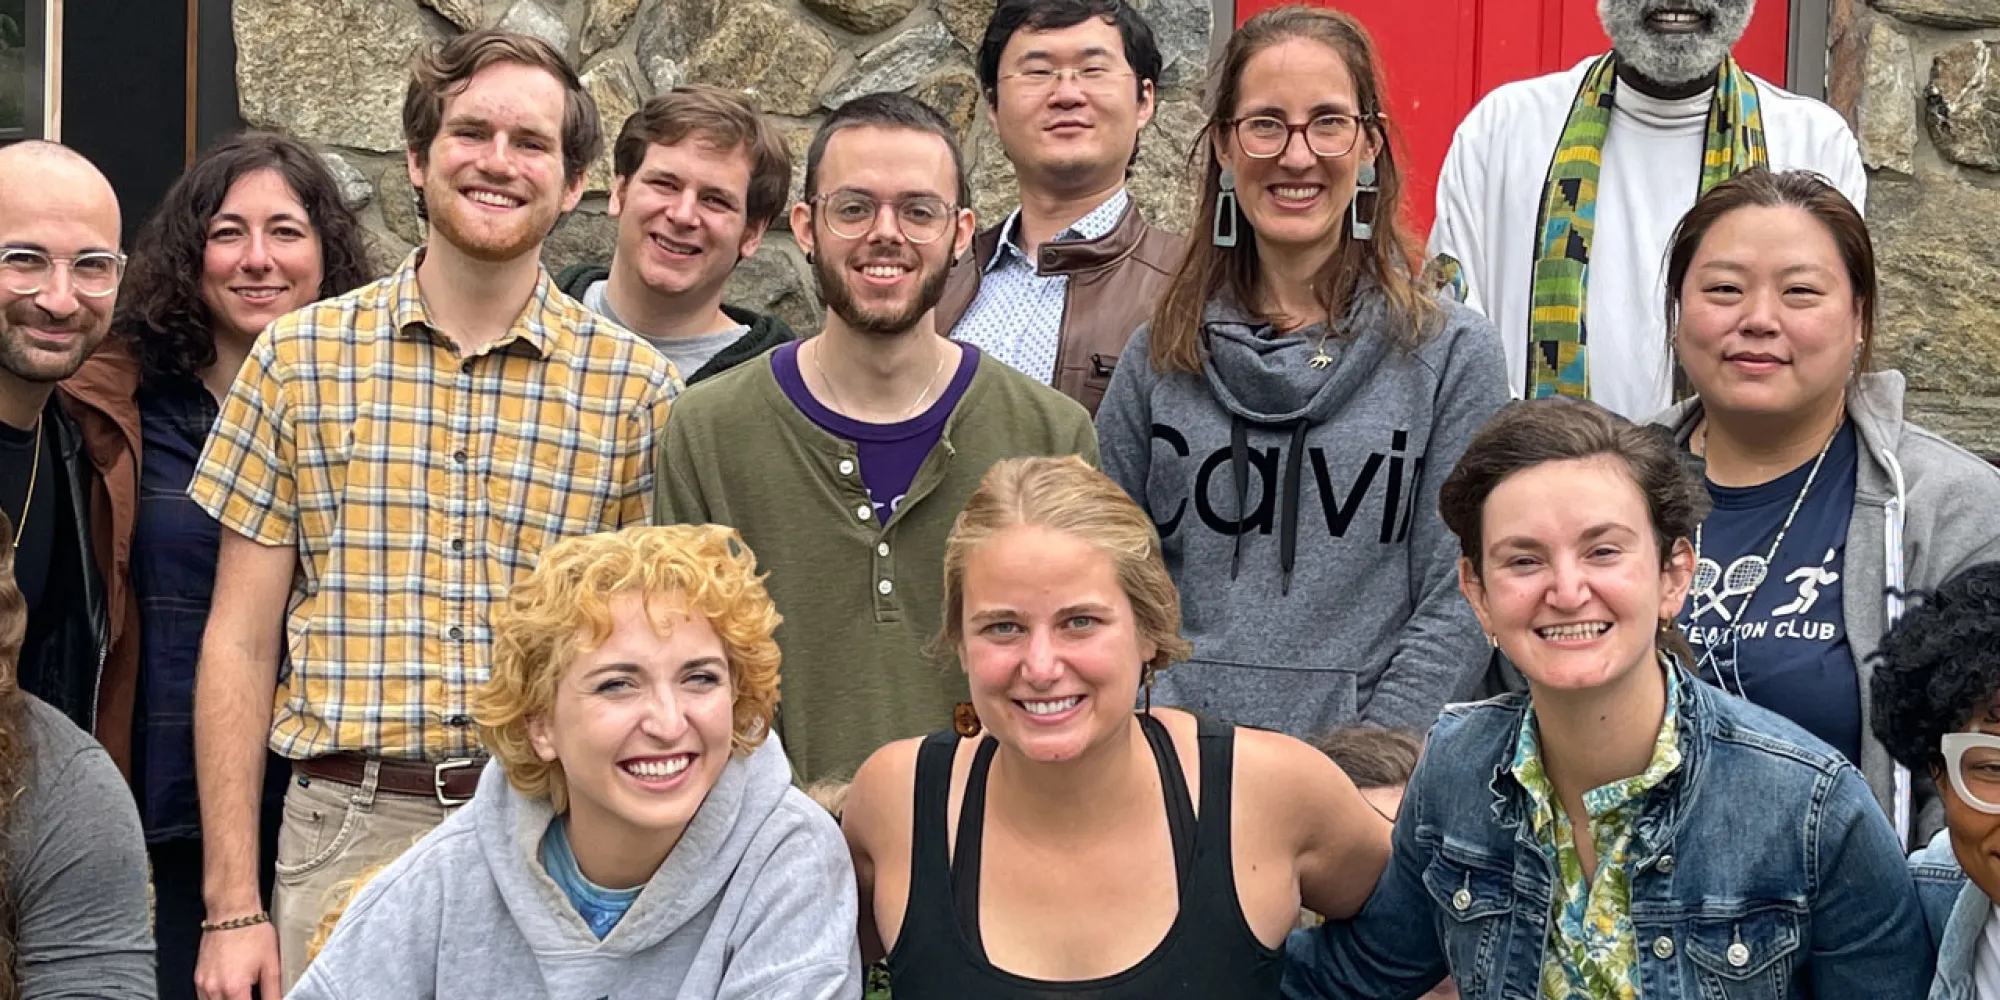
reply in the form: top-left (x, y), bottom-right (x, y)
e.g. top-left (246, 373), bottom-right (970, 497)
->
top-left (113, 131), bottom-right (374, 383)
top-left (1870, 561), bottom-right (2000, 773)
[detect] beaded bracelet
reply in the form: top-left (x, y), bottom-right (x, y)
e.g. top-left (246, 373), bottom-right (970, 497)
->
top-left (200, 911), bottom-right (272, 933)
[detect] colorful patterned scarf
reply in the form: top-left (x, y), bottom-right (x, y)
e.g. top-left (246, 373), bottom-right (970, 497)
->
top-left (1526, 54), bottom-right (1769, 399)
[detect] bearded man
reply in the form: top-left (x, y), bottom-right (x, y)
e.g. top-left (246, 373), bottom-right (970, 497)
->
top-left (652, 93), bottom-right (1099, 782)
top-left (1429, 0), bottom-right (1864, 419)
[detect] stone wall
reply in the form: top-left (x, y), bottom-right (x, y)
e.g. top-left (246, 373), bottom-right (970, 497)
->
top-left (232, 0), bottom-right (1213, 336)
top-left (1839, 0), bottom-right (2000, 457)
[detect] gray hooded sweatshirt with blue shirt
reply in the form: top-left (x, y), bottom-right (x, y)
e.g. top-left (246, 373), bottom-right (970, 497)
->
top-left (1095, 288), bottom-right (1507, 736)
top-left (286, 733), bottom-right (862, 1000)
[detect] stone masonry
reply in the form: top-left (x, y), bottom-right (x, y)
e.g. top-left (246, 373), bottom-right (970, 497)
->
top-left (1838, 0), bottom-right (2000, 457)
top-left (232, 0), bottom-right (1213, 338)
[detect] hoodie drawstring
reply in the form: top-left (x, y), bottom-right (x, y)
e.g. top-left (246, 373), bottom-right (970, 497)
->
top-left (1227, 415), bottom-right (1308, 597)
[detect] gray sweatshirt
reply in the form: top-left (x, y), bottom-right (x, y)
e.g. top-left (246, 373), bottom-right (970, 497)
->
top-left (1095, 289), bottom-right (1508, 736)
top-left (1657, 370), bottom-right (2000, 848)
top-left (287, 734), bottom-right (863, 1000)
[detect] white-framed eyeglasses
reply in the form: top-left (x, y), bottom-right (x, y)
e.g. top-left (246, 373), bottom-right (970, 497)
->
top-left (1942, 732), bottom-right (2000, 814)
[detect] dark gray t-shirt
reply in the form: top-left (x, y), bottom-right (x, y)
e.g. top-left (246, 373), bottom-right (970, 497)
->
top-left (11, 694), bottom-right (155, 998)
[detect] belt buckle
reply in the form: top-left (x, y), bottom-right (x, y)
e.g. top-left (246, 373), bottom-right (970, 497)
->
top-left (433, 758), bottom-right (476, 807)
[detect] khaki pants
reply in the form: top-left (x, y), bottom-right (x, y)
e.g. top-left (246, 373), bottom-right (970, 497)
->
top-left (272, 762), bottom-right (461, 991)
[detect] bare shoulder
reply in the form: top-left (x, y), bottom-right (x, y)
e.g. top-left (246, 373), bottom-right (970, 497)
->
top-left (842, 736), bottom-right (927, 845)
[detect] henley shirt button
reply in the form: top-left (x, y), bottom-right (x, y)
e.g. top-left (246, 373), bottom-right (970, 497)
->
top-left (878, 579), bottom-right (893, 595)
top-left (1726, 942), bottom-right (1750, 968)
top-left (855, 504), bottom-right (871, 521)
top-left (447, 625), bottom-right (464, 641)
top-left (1652, 937), bottom-right (1675, 960)
top-left (876, 542), bottom-right (890, 558)
top-left (838, 459), bottom-right (856, 476)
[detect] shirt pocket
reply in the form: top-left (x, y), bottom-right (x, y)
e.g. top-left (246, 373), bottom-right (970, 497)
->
top-left (489, 432), bottom-right (614, 553)
top-left (1421, 844), bottom-right (1515, 997)
top-left (1683, 906), bottom-right (1803, 1000)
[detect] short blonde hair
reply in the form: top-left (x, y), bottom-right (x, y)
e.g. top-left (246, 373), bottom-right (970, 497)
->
top-left (475, 525), bottom-right (783, 812)
top-left (937, 456), bottom-right (1194, 672)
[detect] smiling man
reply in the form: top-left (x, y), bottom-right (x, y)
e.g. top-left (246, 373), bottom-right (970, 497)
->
top-left (0, 141), bottom-right (142, 763)
top-left (934, 0), bottom-right (1179, 416)
top-left (557, 86), bottom-right (797, 385)
top-left (1430, 0), bottom-right (1864, 420)
top-left (187, 30), bottom-right (678, 998)
top-left (655, 93), bottom-right (1098, 782)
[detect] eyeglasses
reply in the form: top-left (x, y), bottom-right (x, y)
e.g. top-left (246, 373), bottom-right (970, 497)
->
top-left (1226, 114), bottom-right (1377, 160)
top-left (0, 247), bottom-right (128, 299)
top-left (1944, 732), bottom-right (2000, 814)
top-left (812, 191), bottom-right (957, 244)
top-left (999, 65), bottom-right (1137, 97)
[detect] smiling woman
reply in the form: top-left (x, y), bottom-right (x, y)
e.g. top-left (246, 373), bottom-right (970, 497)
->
top-left (287, 525), bottom-right (864, 1000)
top-left (842, 455), bottom-right (1393, 1000)
top-left (1653, 168), bottom-right (2000, 848)
top-left (1284, 397), bottom-right (1933, 1000)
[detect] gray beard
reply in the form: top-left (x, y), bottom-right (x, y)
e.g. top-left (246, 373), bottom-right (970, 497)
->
top-left (1598, 0), bottom-right (1754, 89)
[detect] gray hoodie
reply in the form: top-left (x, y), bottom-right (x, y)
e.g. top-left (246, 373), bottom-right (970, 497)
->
top-left (1657, 370), bottom-right (2000, 849)
top-left (287, 735), bottom-right (863, 1000)
top-left (1095, 289), bottom-right (1509, 736)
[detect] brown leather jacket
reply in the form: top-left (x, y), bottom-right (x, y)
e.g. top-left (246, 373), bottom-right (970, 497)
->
top-left (935, 200), bottom-right (1184, 415)
top-left (55, 344), bottom-right (142, 778)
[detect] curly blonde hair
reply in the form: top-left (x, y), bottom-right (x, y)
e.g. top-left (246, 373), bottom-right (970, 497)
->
top-left (474, 525), bottom-right (783, 812)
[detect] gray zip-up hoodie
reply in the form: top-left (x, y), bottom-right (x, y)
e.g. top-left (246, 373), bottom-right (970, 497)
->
top-left (1095, 288), bottom-right (1508, 736)
top-left (1657, 370), bottom-right (2000, 849)
top-left (286, 735), bottom-right (863, 1000)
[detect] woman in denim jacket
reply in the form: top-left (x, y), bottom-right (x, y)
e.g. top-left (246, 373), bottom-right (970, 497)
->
top-left (1871, 560), bottom-right (2000, 998)
top-left (1283, 398), bottom-right (1931, 1000)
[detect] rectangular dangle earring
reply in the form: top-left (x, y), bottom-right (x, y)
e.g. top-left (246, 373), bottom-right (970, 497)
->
top-left (1213, 168), bottom-right (1239, 248)
top-left (1350, 160), bottom-right (1378, 241)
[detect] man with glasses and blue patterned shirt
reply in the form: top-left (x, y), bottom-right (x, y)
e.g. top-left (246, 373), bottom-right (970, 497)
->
top-left (934, 0), bottom-right (1181, 416)
top-left (655, 93), bottom-right (1097, 783)
top-left (0, 141), bottom-right (144, 769)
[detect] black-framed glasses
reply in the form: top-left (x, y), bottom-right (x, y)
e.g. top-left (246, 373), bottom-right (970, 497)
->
top-left (0, 247), bottom-right (127, 299)
top-left (812, 191), bottom-right (957, 244)
top-left (1226, 113), bottom-right (1377, 159)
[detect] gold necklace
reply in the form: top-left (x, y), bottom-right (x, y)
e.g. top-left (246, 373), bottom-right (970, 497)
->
top-left (13, 417), bottom-right (39, 546)
top-left (810, 339), bottom-right (948, 421)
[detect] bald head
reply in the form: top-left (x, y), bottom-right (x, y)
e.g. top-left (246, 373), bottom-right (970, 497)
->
top-left (0, 141), bottom-right (121, 236)
top-left (0, 141), bottom-right (122, 406)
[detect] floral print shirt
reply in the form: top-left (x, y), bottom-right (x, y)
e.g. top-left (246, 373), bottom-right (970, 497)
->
top-left (1510, 669), bottom-right (1684, 1000)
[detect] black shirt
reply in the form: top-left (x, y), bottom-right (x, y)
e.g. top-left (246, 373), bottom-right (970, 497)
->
top-left (0, 401), bottom-right (58, 618)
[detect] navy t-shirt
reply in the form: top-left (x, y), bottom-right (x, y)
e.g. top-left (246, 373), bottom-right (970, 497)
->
top-left (773, 341), bottom-right (978, 524)
top-left (1678, 421), bottom-right (1862, 764)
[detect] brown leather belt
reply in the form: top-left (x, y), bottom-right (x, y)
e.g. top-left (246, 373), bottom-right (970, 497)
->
top-left (296, 753), bottom-right (482, 806)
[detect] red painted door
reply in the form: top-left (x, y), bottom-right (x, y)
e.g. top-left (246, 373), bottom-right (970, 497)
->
top-left (1231, 0), bottom-right (1793, 236)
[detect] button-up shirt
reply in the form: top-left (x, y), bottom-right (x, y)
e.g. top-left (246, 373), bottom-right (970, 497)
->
top-left (190, 250), bottom-right (679, 761)
top-left (1511, 668), bottom-right (1684, 1000)
top-left (952, 189), bottom-right (1129, 385)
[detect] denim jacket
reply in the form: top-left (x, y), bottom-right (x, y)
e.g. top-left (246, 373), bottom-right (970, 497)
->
top-left (1283, 666), bottom-right (1932, 1000)
top-left (1912, 829), bottom-right (1986, 1000)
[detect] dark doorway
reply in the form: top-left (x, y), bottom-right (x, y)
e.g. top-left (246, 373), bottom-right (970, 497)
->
top-left (0, 0), bottom-right (45, 143)
top-left (61, 0), bottom-right (187, 242)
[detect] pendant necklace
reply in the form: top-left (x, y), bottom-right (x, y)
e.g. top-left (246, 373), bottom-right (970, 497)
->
top-left (11, 417), bottom-right (39, 546)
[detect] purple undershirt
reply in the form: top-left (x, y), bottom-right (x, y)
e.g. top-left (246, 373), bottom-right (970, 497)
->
top-left (773, 340), bottom-right (979, 524)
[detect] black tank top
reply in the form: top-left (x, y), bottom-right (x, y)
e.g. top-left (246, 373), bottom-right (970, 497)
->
top-left (886, 713), bottom-right (1283, 998)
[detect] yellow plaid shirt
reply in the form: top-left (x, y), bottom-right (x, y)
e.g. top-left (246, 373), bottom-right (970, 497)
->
top-left (190, 251), bottom-right (680, 760)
